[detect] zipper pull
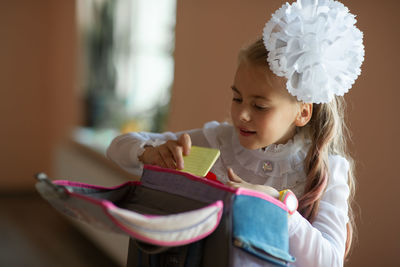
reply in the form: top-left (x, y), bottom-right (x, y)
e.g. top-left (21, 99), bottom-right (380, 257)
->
top-left (35, 172), bottom-right (68, 199)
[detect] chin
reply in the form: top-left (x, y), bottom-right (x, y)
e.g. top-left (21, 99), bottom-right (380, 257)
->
top-left (238, 139), bottom-right (261, 150)
top-left (238, 136), bottom-right (274, 150)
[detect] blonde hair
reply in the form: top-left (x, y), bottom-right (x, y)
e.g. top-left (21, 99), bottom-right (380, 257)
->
top-left (239, 39), bottom-right (357, 258)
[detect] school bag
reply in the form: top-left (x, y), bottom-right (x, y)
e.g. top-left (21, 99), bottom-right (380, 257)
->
top-left (35, 165), bottom-right (296, 267)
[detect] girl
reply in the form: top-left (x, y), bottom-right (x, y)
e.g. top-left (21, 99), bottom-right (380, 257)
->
top-left (107, 0), bottom-right (364, 266)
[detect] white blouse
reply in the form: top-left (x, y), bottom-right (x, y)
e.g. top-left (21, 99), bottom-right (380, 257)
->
top-left (106, 121), bottom-right (350, 267)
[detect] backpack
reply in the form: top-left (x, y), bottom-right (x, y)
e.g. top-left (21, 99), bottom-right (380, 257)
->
top-left (36, 165), bottom-right (295, 266)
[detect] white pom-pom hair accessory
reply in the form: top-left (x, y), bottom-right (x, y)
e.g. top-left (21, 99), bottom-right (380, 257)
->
top-left (263, 0), bottom-right (365, 104)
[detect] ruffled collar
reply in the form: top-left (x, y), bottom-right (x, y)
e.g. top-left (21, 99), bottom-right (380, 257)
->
top-left (226, 129), bottom-right (311, 177)
top-left (262, 136), bottom-right (295, 154)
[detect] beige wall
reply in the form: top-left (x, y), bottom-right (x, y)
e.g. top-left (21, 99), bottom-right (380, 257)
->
top-left (168, 0), bottom-right (399, 266)
top-left (0, 1), bottom-right (78, 191)
top-left (1, 0), bottom-right (398, 266)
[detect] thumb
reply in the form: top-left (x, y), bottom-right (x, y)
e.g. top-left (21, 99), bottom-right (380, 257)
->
top-left (227, 168), bottom-right (242, 183)
top-left (178, 133), bottom-right (192, 156)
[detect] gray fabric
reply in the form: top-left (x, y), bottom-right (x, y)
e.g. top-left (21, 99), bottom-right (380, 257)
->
top-left (141, 168), bottom-right (232, 204)
top-left (67, 185), bottom-right (133, 204)
top-left (119, 186), bottom-right (208, 215)
top-left (69, 182), bottom-right (210, 216)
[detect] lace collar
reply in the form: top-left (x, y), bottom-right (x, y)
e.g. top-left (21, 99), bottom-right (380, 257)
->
top-left (224, 129), bottom-right (311, 177)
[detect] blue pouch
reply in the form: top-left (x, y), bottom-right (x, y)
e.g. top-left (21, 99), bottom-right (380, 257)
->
top-left (233, 190), bottom-right (296, 266)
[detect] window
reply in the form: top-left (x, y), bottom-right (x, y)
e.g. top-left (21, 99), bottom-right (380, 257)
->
top-left (75, 0), bottom-right (176, 152)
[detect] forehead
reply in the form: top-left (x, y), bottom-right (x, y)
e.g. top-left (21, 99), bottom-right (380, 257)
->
top-left (233, 61), bottom-right (290, 99)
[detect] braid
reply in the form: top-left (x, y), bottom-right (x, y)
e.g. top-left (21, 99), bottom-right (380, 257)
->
top-left (298, 103), bottom-right (335, 221)
top-left (298, 98), bottom-right (357, 259)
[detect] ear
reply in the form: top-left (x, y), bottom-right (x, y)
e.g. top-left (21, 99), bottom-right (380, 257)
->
top-left (295, 103), bottom-right (313, 127)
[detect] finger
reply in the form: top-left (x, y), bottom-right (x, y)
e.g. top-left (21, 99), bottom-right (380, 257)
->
top-left (139, 146), bottom-right (154, 164)
top-left (255, 185), bottom-right (280, 198)
top-left (146, 147), bottom-right (166, 167)
top-left (150, 147), bottom-right (167, 168)
top-left (228, 182), bottom-right (248, 190)
top-left (167, 142), bottom-right (184, 170)
top-left (227, 168), bottom-right (243, 183)
top-left (226, 181), bottom-right (240, 188)
top-left (178, 133), bottom-right (192, 156)
top-left (157, 145), bottom-right (177, 169)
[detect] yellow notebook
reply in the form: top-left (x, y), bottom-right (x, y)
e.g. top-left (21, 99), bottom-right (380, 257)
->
top-left (181, 146), bottom-right (220, 177)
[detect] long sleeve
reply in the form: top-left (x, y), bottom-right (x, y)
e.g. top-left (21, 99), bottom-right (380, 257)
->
top-left (288, 155), bottom-right (350, 267)
top-left (106, 127), bottom-right (210, 176)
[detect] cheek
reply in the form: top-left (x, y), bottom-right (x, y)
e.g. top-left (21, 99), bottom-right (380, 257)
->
top-left (230, 104), bottom-right (235, 119)
top-left (253, 112), bottom-right (274, 132)
top-left (281, 106), bottom-right (299, 125)
top-left (230, 104), bottom-right (239, 120)
top-left (256, 110), bottom-right (288, 133)
top-left (259, 111), bottom-right (275, 123)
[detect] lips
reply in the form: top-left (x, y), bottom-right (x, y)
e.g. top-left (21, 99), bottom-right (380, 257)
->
top-left (239, 127), bottom-right (256, 137)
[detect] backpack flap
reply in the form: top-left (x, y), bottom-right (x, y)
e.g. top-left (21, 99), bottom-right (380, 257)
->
top-left (108, 200), bottom-right (223, 246)
top-left (36, 175), bottom-right (224, 247)
top-left (233, 189), bottom-right (296, 266)
top-left (35, 178), bottom-right (133, 234)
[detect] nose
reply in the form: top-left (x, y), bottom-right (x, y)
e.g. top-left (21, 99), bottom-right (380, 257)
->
top-left (239, 107), bottom-right (251, 122)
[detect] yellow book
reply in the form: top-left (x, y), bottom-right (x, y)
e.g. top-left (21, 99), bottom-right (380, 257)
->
top-left (181, 146), bottom-right (220, 177)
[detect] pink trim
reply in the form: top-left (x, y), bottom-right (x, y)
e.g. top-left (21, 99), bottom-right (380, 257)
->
top-left (282, 192), bottom-right (290, 204)
top-left (61, 185), bottom-right (223, 246)
top-left (236, 188), bottom-right (289, 212)
top-left (144, 165), bottom-right (236, 193)
top-left (54, 180), bottom-right (141, 190)
top-left (137, 214), bottom-right (161, 218)
top-left (101, 200), bottom-right (119, 209)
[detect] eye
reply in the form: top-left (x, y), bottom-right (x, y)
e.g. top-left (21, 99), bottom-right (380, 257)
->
top-left (253, 103), bottom-right (268, 110)
top-left (232, 97), bottom-right (242, 103)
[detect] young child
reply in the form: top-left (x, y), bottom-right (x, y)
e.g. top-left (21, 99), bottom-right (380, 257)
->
top-left (107, 0), bottom-right (364, 266)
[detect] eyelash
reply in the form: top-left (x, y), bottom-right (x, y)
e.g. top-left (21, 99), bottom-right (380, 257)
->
top-left (254, 105), bottom-right (267, 110)
top-left (232, 97), bottom-right (268, 111)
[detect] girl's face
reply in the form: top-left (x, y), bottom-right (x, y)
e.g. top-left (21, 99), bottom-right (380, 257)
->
top-left (230, 61), bottom-right (301, 150)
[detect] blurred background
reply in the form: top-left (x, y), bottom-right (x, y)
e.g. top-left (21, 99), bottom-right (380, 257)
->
top-left (0, 0), bottom-right (399, 266)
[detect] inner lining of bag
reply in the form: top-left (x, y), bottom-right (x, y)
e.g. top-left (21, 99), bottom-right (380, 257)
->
top-left (118, 186), bottom-right (209, 215)
top-left (71, 185), bottom-right (210, 215)
top-left (69, 185), bottom-right (133, 204)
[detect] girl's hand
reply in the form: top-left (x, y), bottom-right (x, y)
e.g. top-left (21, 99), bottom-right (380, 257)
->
top-left (139, 133), bottom-right (192, 170)
top-left (227, 168), bottom-right (280, 198)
